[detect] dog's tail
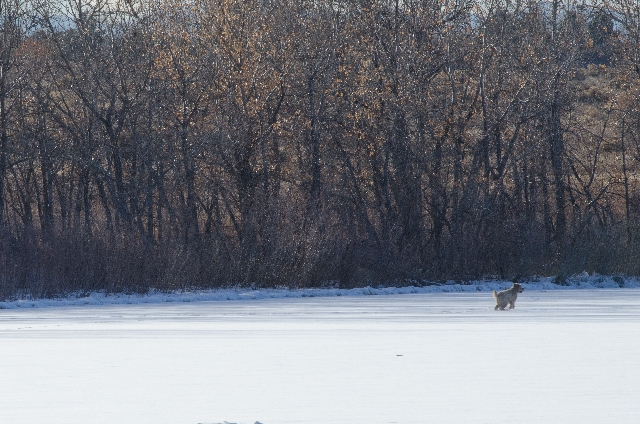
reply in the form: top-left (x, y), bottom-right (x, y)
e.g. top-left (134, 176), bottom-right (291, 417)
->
top-left (492, 290), bottom-right (497, 299)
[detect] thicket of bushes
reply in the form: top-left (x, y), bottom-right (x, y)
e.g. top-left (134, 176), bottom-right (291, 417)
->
top-left (2, 0), bottom-right (640, 299)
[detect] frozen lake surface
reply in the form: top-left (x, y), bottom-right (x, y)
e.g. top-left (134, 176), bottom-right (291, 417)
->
top-left (1, 289), bottom-right (640, 424)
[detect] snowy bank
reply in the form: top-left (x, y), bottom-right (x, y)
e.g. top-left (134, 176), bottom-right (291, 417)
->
top-left (2, 273), bottom-right (640, 309)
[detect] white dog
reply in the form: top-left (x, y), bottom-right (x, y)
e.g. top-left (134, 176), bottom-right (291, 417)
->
top-left (493, 283), bottom-right (524, 310)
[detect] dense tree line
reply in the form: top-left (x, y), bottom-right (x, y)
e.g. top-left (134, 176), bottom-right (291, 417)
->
top-left (1, 0), bottom-right (640, 298)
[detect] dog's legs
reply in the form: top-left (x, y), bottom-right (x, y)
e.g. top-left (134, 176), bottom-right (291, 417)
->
top-left (508, 301), bottom-right (515, 309)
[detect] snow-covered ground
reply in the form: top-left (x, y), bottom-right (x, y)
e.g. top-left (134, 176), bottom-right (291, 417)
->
top-left (1, 278), bottom-right (640, 423)
top-left (1, 272), bottom-right (639, 309)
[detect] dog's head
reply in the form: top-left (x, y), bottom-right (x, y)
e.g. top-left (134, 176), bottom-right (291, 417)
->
top-left (513, 283), bottom-right (524, 293)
